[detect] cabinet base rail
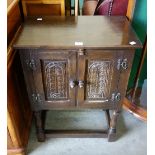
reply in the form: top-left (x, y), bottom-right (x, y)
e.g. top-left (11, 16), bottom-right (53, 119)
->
top-left (34, 110), bottom-right (119, 142)
top-left (45, 129), bottom-right (108, 138)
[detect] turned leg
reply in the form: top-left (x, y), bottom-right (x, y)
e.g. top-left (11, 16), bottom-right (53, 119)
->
top-left (34, 111), bottom-right (45, 142)
top-left (108, 110), bottom-right (120, 142)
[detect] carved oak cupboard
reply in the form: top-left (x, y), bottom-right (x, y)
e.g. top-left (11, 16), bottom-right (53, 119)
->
top-left (14, 16), bottom-right (142, 142)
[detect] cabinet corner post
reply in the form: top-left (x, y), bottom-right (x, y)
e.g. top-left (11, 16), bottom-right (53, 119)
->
top-left (34, 111), bottom-right (46, 142)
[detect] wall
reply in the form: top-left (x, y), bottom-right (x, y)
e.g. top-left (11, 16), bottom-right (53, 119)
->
top-left (127, 0), bottom-right (147, 89)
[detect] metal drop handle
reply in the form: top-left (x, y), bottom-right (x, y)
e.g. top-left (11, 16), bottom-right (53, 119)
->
top-left (69, 81), bottom-right (76, 88)
top-left (117, 58), bottom-right (128, 70)
top-left (115, 93), bottom-right (121, 101)
top-left (111, 92), bottom-right (121, 102)
top-left (32, 93), bottom-right (42, 104)
top-left (78, 81), bottom-right (84, 88)
top-left (27, 59), bottom-right (36, 70)
top-left (121, 59), bottom-right (128, 70)
top-left (36, 94), bottom-right (42, 103)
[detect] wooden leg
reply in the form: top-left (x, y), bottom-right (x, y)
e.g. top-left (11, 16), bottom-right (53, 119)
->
top-left (108, 110), bottom-right (120, 142)
top-left (105, 110), bottom-right (110, 128)
top-left (34, 111), bottom-right (45, 142)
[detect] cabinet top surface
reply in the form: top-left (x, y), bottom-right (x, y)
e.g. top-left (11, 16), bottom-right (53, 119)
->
top-left (14, 16), bottom-right (142, 49)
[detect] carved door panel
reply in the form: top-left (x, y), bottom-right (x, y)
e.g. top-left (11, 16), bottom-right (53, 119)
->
top-left (28, 50), bottom-right (77, 109)
top-left (77, 50), bottom-right (122, 108)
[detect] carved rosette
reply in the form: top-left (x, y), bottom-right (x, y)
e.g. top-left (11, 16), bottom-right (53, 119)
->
top-left (86, 60), bottom-right (113, 100)
top-left (42, 60), bottom-right (67, 100)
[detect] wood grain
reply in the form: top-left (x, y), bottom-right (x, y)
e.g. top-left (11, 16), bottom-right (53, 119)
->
top-left (123, 97), bottom-right (147, 121)
top-left (13, 16), bottom-right (142, 49)
top-left (26, 4), bottom-right (61, 16)
top-left (16, 16), bottom-right (142, 141)
top-left (7, 1), bottom-right (32, 152)
top-left (45, 129), bottom-right (108, 138)
top-left (7, 50), bottom-right (32, 154)
top-left (77, 50), bottom-right (121, 108)
top-left (126, 0), bottom-right (136, 21)
top-left (116, 50), bottom-right (135, 111)
top-left (21, 0), bottom-right (65, 17)
top-left (7, 0), bottom-right (19, 14)
top-left (7, 1), bottom-right (22, 46)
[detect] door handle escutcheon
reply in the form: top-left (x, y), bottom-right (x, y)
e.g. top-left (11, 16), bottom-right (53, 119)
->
top-left (78, 81), bottom-right (84, 88)
top-left (69, 81), bottom-right (76, 88)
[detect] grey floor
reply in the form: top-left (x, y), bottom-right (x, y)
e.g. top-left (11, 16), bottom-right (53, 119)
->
top-left (27, 110), bottom-right (147, 155)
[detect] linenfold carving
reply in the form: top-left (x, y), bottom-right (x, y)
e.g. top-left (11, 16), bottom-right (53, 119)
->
top-left (87, 60), bottom-right (113, 100)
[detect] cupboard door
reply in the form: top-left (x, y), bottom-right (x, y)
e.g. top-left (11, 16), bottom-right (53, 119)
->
top-left (20, 50), bottom-right (77, 110)
top-left (77, 50), bottom-right (122, 109)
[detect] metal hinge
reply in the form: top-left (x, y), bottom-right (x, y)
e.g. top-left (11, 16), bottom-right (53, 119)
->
top-left (32, 93), bottom-right (42, 104)
top-left (111, 92), bottom-right (121, 102)
top-left (26, 59), bottom-right (36, 70)
top-left (117, 58), bottom-right (128, 70)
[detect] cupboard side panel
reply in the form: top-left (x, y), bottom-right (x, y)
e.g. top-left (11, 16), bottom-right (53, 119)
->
top-left (117, 50), bottom-right (135, 111)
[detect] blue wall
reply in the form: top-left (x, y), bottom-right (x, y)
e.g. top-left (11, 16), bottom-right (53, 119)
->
top-left (71, 0), bottom-right (84, 9)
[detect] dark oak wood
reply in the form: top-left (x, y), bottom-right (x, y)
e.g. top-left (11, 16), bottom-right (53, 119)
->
top-left (77, 50), bottom-right (122, 108)
top-left (108, 110), bottom-right (120, 142)
top-left (34, 111), bottom-right (45, 142)
top-left (14, 16), bottom-right (142, 49)
top-left (19, 49), bottom-right (77, 110)
top-left (14, 16), bottom-right (142, 142)
top-left (105, 110), bottom-right (110, 128)
top-left (45, 129), bottom-right (108, 138)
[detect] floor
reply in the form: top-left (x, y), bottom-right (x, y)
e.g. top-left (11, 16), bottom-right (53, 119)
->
top-left (27, 110), bottom-right (147, 155)
top-left (127, 79), bottom-right (147, 110)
